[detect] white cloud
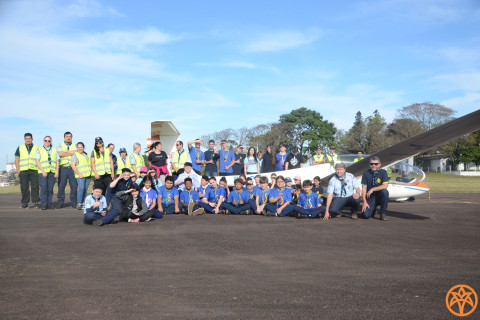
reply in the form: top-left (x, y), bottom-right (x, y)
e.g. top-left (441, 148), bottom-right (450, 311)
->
top-left (198, 61), bottom-right (279, 73)
top-left (442, 93), bottom-right (480, 112)
top-left (242, 29), bottom-right (322, 53)
top-left (427, 73), bottom-right (480, 92)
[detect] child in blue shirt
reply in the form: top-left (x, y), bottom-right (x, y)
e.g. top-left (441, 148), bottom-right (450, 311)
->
top-left (83, 187), bottom-right (118, 226)
top-left (199, 177), bottom-right (226, 214)
top-left (265, 175), bottom-right (294, 217)
top-left (198, 175), bottom-right (211, 199)
top-left (157, 175), bottom-right (181, 214)
top-left (216, 140), bottom-right (235, 175)
top-left (223, 179), bottom-right (250, 215)
top-left (180, 177), bottom-right (204, 216)
top-left (294, 180), bottom-right (326, 219)
top-left (312, 176), bottom-right (324, 204)
top-left (188, 139), bottom-right (205, 175)
top-left (244, 178), bottom-right (261, 214)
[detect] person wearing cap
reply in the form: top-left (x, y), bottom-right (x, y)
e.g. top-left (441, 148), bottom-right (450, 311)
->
top-left (135, 166), bottom-right (148, 186)
top-left (232, 145), bottom-right (246, 176)
top-left (215, 140), bottom-right (235, 176)
top-left (353, 151), bottom-right (364, 163)
top-left (294, 175), bottom-right (302, 185)
top-left (116, 148), bottom-right (132, 175)
top-left (311, 147), bottom-right (326, 165)
top-left (204, 140), bottom-right (219, 177)
top-left (324, 162), bottom-right (361, 220)
top-left (285, 177), bottom-right (294, 192)
top-left (361, 156), bottom-right (389, 221)
top-left (275, 144), bottom-right (288, 172)
top-left (90, 137), bottom-right (115, 195)
top-left (15, 133), bottom-right (40, 209)
top-left (71, 142), bottom-right (91, 210)
top-left (83, 186), bottom-right (119, 226)
top-left (171, 140), bottom-right (191, 180)
top-left (224, 179), bottom-right (250, 215)
top-left (174, 162), bottom-right (200, 193)
top-left (285, 146), bottom-right (303, 170)
top-left (107, 143), bottom-right (118, 175)
top-left (188, 139), bottom-right (205, 175)
top-left (35, 135), bottom-right (59, 210)
top-left (56, 131), bottom-right (78, 208)
top-left (130, 142), bottom-right (145, 177)
top-left (147, 142), bottom-right (168, 185)
top-left (325, 146), bottom-right (338, 166)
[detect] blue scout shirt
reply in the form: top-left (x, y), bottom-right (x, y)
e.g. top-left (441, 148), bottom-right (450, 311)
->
top-left (158, 185), bottom-right (179, 206)
top-left (232, 153), bottom-right (246, 175)
top-left (140, 188), bottom-right (158, 209)
top-left (244, 188), bottom-right (259, 201)
top-left (218, 149), bottom-right (235, 174)
top-left (180, 189), bottom-right (200, 205)
top-left (189, 146), bottom-right (205, 172)
top-left (361, 169), bottom-right (389, 192)
top-left (297, 192), bottom-right (320, 209)
top-left (268, 187), bottom-right (292, 207)
top-left (327, 172), bottom-right (360, 198)
top-left (198, 184), bottom-right (211, 195)
top-left (205, 186), bottom-right (226, 203)
top-left (275, 153), bottom-right (288, 171)
top-left (312, 185), bottom-right (323, 197)
top-left (259, 188), bottom-right (270, 205)
top-left (227, 189), bottom-right (249, 205)
top-left (84, 194), bottom-right (107, 214)
top-left (204, 149), bottom-right (219, 173)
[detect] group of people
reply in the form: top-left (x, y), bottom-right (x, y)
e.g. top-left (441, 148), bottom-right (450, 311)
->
top-left (14, 132), bottom-right (390, 226)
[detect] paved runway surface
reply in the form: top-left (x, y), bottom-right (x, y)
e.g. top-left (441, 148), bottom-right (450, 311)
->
top-left (1, 193), bottom-right (479, 319)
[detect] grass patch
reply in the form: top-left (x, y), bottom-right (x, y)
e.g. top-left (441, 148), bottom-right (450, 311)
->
top-left (422, 172), bottom-right (480, 193)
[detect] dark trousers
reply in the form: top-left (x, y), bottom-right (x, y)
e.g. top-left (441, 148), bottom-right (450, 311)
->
top-left (128, 210), bottom-right (156, 222)
top-left (83, 210), bottom-right (119, 225)
top-left (180, 203), bottom-right (200, 214)
top-left (362, 189), bottom-right (389, 219)
top-left (248, 199), bottom-right (260, 214)
top-left (19, 170), bottom-right (40, 205)
top-left (329, 196), bottom-right (361, 217)
top-left (223, 202), bottom-right (250, 214)
top-left (93, 174), bottom-right (112, 196)
top-left (199, 202), bottom-right (225, 213)
top-left (57, 167), bottom-right (77, 205)
top-left (204, 170), bottom-right (216, 178)
top-left (293, 206), bottom-right (326, 218)
top-left (119, 207), bottom-right (163, 221)
top-left (38, 172), bottom-right (55, 207)
top-left (161, 203), bottom-right (183, 214)
top-left (265, 203), bottom-right (294, 216)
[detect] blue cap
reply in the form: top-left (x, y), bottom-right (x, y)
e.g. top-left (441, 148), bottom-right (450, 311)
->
top-left (119, 148), bottom-right (127, 154)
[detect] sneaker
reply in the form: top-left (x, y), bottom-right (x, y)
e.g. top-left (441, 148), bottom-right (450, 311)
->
top-left (41, 206), bottom-right (47, 210)
top-left (33, 202), bottom-right (41, 209)
top-left (128, 218), bottom-right (140, 223)
top-left (81, 203), bottom-right (85, 210)
top-left (56, 203), bottom-right (64, 209)
top-left (380, 214), bottom-right (388, 221)
top-left (92, 219), bottom-right (103, 226)
top-left (351, 212), bottom-right (358, 219)
top-left (48, 205), bottom-right (55, 210)
top-left (76, 203), bottom-right (82, 210)
top-left (20, 203), bottom-right (29, 209)
top-left (296, 212), bottom-right (306, 219)
top-left (145, 217), bottom-right (152, 222)
top-left (261, 210), bottom-right (267, 216)
top-left (192, 208), bottom-right (205, 216)
top-left (187, 202), bottom-right (194, 216)
top-left (245, 209), bottom-right (251, 215)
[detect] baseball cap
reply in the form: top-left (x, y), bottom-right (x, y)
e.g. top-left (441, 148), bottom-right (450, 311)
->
top-left (140, 166), bottom-right (148, 173)
top-left (119, 148), bottom-right (127, 154)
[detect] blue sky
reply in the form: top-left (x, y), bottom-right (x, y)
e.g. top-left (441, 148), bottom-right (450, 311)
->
top-left (1, 0), bottom-right (479, 170)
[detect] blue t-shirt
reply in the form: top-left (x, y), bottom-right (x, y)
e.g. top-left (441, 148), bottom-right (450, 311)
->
top-left (312, 185), bottom-right (323, 197)
top-left (232, 153), bottom-right (246, 175)
top-left (361, 169), bottom-right (389, 192)
top-left (259, 188), bottom-right (270, 205)
top-left (327, 172), bottom-right (360, 198)
top-left (268, 187), bottom-right (292, 207)
top-left (158, 185), bottom-right (179, 206)
top-left (297, 192), bottom-right (319, 209)
top-left (204, 149), bottom-right (219, 173)
top-left (244, 188), bottom-right (259, 201)
top-left (189, 146), bottom-right (205, 172)
top-left (198, 184), bottom-right (211, 195)
top-left (140, 188), bottom-right (158, 208)
top-left (205, 186), bottom-right (226, 203)
top-left (218, 149), bottom-right (235, 173)
top-left (180, 189), bottom-right (200, 205)
top-left (275, 153), bottom-right (288, 171)
top-left (227, 189), bottom-right (249, 205)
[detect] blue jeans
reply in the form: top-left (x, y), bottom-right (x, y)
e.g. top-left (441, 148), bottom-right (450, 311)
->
top-left (265, 203), bottom-right (295, 216)
top-left (362, 189), bottom-right (389, 219)
top-left (329, 196), bottom-right (361, 216)
top-left (199, 202), bottom-right (225, 213)
top-left (223, 202), bottom-right (250, 214)
top-left (38, 172), bottom-right (56, 207)
top-left (161, 203), bottom-right (183, 214)
top-left (57, 167), bottom-right (78, 205)
top-left (293, 206), bottom-right (326, 218)
top-left (204, 170), bottom-right (216, 178)
top-left (76, 177), bottom-right (91, 205)
top-left (83, 210), bottom-right (119, 225)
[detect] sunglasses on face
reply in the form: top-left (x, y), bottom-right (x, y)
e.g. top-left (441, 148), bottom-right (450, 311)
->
top-left (247, 183), bottom-right (253, 186)
top-left (370, 163), bottom-right (380, 166)
top-left (44, 140), bottom-right (51, 142)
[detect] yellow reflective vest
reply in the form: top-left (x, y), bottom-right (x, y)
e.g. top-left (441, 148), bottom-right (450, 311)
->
top-left (37, 146), bottom-right (58, 173)
top-left (131, 152), bottom-right (145, 173)
top-left (18, 144), bottom-right (39, 171)
top-left (385, 166), bottom-right (392, 178)
top-left (59, 142), bottom-right (76, 166)
top-left (74, 152), bottom-right (92, 178)
top-left (312, 154), bottom-right (325, 163)
top-left (172, 149), bottom-right (189, 172)
top-left (116, 156), bottom-right (132, 175)
top-left (354, 157), bottom-right (364, 163)
top-left (92, 149), bottom-right (112, 175)
top-left (325, 153), bottom-right (337, 165)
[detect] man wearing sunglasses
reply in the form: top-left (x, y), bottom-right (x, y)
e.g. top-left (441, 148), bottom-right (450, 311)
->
top-left (361, 156), bottom-right (389, 221)
top-left (35, 136), bottom-right (60, 210)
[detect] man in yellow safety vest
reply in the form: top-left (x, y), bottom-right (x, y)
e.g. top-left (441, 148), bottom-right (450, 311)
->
top-left (57, 131), bottom-right (78, 208)
top-left (14, 133), bottom-right (40, 209)
top-left (35, 135), bottom-right (60, 210)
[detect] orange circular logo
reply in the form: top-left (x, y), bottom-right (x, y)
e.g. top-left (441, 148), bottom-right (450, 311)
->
top-left (446, 284), bottom-right (478, 317)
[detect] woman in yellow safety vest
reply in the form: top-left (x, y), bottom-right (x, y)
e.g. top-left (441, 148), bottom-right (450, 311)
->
top-left (90, 137), bottom-right (114, 195)
top-left (72, 142), bottom-right (92, 210)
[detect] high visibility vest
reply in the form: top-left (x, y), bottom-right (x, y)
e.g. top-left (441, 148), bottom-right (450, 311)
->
top-left (18, 144), bottom-right (39, 171)
top-left (92, 149), bottom-right (111, 175)
top-left (132, 152), bottom-right (145, 173)
top-left (172, 150), bottom-right (189, 172)
top-left (354, 157), bottom-right (364, 163)
top-left (384, 166), bottom-right (392, 178)
top-left (74, 152), bottom-right (92, 178)
top-left (37, 146), bottom-right (58, 173)
top-left (313, 154), bottom-right (325, 163)
top-left (59, 142), bottom-right (76, 166)
top-left (116, 156), bottom-right (132, 175)
top-left (325, 153), bottom-right (337, 165)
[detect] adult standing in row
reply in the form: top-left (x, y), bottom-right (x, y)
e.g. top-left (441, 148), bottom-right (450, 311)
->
top-left (188, 139), bottom-right (205, 175)
top-left (15, 133), bottom-right (40, 208)
top-left (116, 148), bottom-right (132, 175)
top-left (216, 140), bottom-right (235, 176)
top-left (232, 145), bottom-right (246, 176)
top-left (261, 145), bottom-right (276, 173)
top-left (130, 142), bottom-right (145, 177)
top-left (171, 140), bottom-right (190, 180)
top-left (244, 147), bottom-right (260, 175)
top-left (285, 146), bottom-right (303, 170)
top-left (57, 132), bottom-right (78, 208)
top-left (35, 136), bottom-right (59, 210)
top-left (107, 143), bottom-right (117, 174)
top-left (204, 140), bottom-right (219, 177)
top-left (275, 144), bottom-right (288, 171)
top-left (90, 137), bottom-right (114, 195)
top-left (71, 142), bottom-right (92, 210)
top-left (147, 142), bottom-right (168, 185)
top-left (311, 147), bottom-right (326, 165)
top-left (325, 146), bottom-right (338, 166)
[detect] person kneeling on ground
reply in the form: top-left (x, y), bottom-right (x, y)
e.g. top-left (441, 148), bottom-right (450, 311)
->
top-left (324, 162), bottom-right (361, 220)
top-left (158, 175), bottom-right (181, 214)
top-left (179, 178), bottom-right (204, 216)
top-left (115, 185), bottom-right (156, 223)
top-left (265, 175), bottom-right (294, 217)
top-left (294, 180), bottom-right (326, 219)
top-left (199, 176), bottom-right (226, 214)
top-left (223, 179), bottom-right (251, 215)
top-left (83, 187), bottom-right (119, 226)
top-left (361, 156), bottom-right (389, 221)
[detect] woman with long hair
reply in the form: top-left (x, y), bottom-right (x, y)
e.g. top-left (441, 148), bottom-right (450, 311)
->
top-left (244, 147), bottom-right (260, 175)
top-left (90, 137), bottom-right (114, 195)
top-left (71, 142), bottom-right (91, 210)
top-left (147, 141), bottom-right (168, 185)
top-left (261, 145), bottom-right (276, 173)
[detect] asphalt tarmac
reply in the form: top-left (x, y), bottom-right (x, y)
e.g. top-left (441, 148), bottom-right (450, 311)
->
top-left (0, 193), bottom-right (479, 320)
